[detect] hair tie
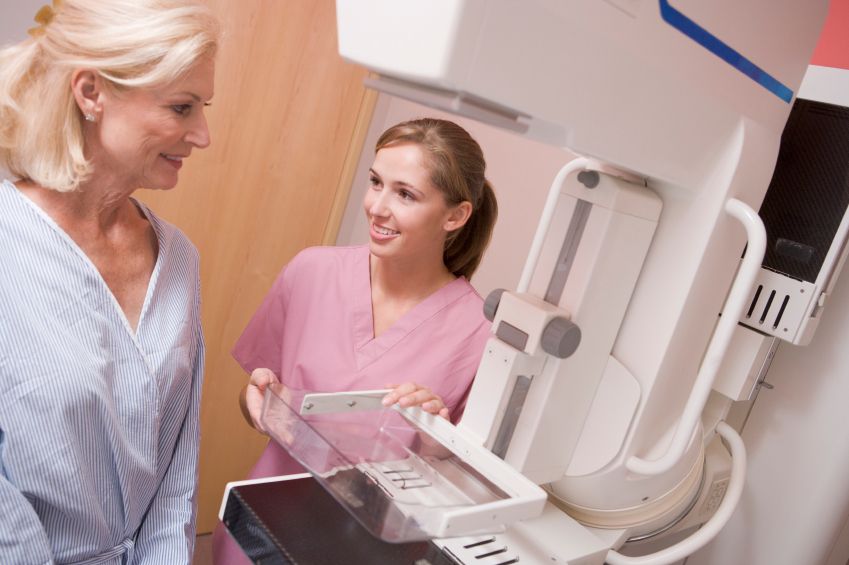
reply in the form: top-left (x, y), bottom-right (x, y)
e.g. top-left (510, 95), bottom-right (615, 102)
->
top-left (27, 0), bottom-right (63, 38)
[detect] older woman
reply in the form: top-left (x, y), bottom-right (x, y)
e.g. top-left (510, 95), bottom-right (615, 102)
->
top-left (0, 1), bottom-right (218, 563)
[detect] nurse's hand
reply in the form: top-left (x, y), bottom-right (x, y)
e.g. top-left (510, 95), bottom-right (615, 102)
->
top-left (239, 368), bottom-right (278, 433)
top-left (382, 383), bottom-right (450, 420)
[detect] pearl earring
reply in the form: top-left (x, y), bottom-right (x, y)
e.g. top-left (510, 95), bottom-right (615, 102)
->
top-left (84, 113), bottom-right (96, 122)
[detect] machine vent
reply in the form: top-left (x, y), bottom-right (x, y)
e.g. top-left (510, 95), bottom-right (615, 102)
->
top-left (739, 266), bottom-right (817, 343)
top-left (442, 536), bottom-right (520, 565)
top-left (745, 284), bottom-right (791, 330)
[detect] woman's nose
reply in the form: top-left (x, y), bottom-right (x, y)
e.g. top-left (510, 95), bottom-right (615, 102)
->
top-left (186, 112), bottom-right (211, 149)
top-left (368, 191), bottom-right (390, 217)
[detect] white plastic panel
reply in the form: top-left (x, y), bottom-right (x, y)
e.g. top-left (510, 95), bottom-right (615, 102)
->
top-left (740, 266), bottom-right (817, 344)
top-left (260, 384), bottom-right (547, 542)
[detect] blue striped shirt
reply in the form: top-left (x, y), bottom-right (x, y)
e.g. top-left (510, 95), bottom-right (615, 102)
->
top-left (0, 180), bottom-right (205, 564)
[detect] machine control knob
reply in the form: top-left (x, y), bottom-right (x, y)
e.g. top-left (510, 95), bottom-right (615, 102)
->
top-left (541, 317), bottom-right (581, 358)
top-left (483, 288), bottom-right (507, 321)
top-left (577, 170), bottom-right (600, 188)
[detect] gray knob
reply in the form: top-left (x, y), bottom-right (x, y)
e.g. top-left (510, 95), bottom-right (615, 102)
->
top-left (541, 317), bottom-right (581, 359)
top-left (484, 288), bottom-right (507, 321)
top-left (577, 170), bottom-right (600, 188)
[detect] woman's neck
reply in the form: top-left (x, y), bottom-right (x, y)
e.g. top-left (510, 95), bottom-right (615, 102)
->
top-left (18, 174), bottom-right (138, 235)
top-left (370, 253), bottom-right (457, 303)
top-left (369, 252), bottom-right (457, 338)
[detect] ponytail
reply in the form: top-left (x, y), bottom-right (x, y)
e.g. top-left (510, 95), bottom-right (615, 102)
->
top-left (444, 179), bottom-right (497, 279)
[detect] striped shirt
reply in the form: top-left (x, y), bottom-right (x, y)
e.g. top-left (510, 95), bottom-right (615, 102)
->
top-left (0, 180), bottom-right (205, 564)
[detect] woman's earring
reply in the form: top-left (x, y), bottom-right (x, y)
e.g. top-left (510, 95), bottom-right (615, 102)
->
top-left (84, 113), bottom-right (96, 122)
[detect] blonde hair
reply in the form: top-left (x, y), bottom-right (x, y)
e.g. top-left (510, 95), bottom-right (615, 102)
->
top-left (376, 118), bottom-right (498, 280)
top-left (0, 0), bottom-right (220, 192)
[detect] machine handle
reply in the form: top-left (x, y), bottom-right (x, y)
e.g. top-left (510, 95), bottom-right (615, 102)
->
top-left (606, 421), bottom-right (746, 565)
top-left (517, 157), bottom-right (590, 293)
top-left (626, 198), bottom-right (766, 475)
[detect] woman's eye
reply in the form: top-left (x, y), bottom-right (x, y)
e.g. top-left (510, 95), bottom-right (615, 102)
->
top-left (171, 104), bottom-right (192, 116)
top-left (369, 175), bottom-right (380, 187)
top-left (399, 190), bottom-right (415, 201)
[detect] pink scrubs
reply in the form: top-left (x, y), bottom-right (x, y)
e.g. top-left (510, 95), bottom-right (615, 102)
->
top-left (213, 245), bottom-right (491, 564)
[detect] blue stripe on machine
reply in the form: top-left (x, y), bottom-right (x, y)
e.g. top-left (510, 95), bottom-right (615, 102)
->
top-left (659, 0), bottom-right (793, 103)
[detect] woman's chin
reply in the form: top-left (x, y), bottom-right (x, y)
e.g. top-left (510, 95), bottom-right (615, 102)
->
top-left (142, 176), bottom-right (180, 191)
top-left (368, 240), bottom-right (394, 258)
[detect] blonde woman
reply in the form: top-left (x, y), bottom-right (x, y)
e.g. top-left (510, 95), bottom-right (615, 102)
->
top-left (214, 118), bottom-right (499, 563)
top-left (0, 1), bottom-right (219, 563)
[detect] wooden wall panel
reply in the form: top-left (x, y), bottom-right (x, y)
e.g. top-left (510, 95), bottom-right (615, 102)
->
top-left (137, 0), bottom-right (374, 532)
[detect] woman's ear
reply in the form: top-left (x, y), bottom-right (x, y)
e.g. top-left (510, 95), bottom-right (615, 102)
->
top-left (70, 69), bottom-right (103, 120)
top-left (443, 201), bottom-right (473, 232)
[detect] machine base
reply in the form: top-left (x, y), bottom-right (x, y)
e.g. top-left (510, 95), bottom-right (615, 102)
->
top-left (221, 475), bottom-right (458, 564)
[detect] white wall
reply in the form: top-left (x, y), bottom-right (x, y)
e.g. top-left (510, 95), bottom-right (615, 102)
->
top-left (338, 93), bottom-right (849, 565)
top-left (0, 1), bottom-right (42, 45)
top-left (688, 62), bottom-right (849, 565)
top-left (688, 252), bottom-right (849, 565)
top-left (1, 0), bottom-right (44, 181)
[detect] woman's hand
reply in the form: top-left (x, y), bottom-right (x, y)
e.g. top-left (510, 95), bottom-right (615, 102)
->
top-left (239, 368), bottom-right (278, 433)
top-left (382, 382), bottom-right (450, 420)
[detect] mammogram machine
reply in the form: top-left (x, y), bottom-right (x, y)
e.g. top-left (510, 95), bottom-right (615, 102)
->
top-left (221, 2), bottom-right (849, 563)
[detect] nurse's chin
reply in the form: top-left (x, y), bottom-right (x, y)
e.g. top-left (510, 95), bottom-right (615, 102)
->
top-left (367, 239), bottom-right (402, 258)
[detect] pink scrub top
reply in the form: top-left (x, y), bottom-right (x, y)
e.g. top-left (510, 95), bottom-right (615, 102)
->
top-left (232, 245), bottom-right (492, 479)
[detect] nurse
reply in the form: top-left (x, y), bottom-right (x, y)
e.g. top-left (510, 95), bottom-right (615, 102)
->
top-left (213, 117), bottom-right (498, 563)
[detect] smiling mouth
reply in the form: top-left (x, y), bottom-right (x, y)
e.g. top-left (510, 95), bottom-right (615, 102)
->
top-left (373, 224), bottom-right (399, 236)
top-left (161, 154), bottom-right (185, 162)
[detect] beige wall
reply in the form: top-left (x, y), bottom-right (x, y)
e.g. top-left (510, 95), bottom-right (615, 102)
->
top-left (137, 1), bottom-right (373, 533)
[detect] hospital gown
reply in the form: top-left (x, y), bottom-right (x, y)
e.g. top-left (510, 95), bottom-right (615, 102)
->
top-left (0, 180), bottom-right (205, 565)
top-left (214, 244), bottom-right (491, 563)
